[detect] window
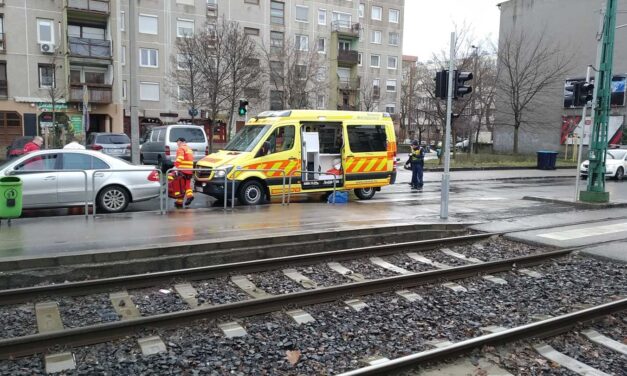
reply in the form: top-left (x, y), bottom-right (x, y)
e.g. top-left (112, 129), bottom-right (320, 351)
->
top-left (271, 1), bottom-right (285, 25)
top-left (295, 5), bottom-right (309, 22)
top-left (389, 32), bottom-right (400, 46)
top-left (358, 53), bottom-right (362, 66)
top-left (177, 54), bottom-right (190, 70)
top-left (386, 79), bottom-right (397, 92)
top-left (295, 35), bottom-right (309, 51)
top-left (38, 64), bottom-right (55, 88)
top-left (387, 56), bottom-right (398, 70)
top-left (177, 0), bottom-right (195, 5)
top-left (37, 19), bottom-right (54, 44)
top-left (0, 63), bottom-right (7, 97)
top-left (62, 154), bottom-right (109, 170)
top-left (244, 58), bottom-right (260, 67)
top-left (169, 128), bottom-right (206, 142)
top-left (359, 3), bottom-right (365, 18)
top-left (139, 82), bottom-right (160, 101)
top-left (370, 54), bottom-right (380, 68)
top-left (244, 27), bottom-right (260, 36)
top-left (371, 6), bottom-right (382, 21)
top-left (120, 11), bottom-right (125, 31)
top-left (270, 61), bottom-right (284, 85)
top-left (15, 153), bottom-right (58, 171)
top-left (139, 48), bottom-right (158, 68)
top-left (138, 14), bottom-right (158, 35)
top-left (177, 19), bottom-right (194, 37)
top-left (373, 79), bottom-right (380, 97)
top-left (244, 0), bottom-right (260, 3)
top-left (389, 9), bottom-right (400, 23)
top-left (332, 12), bottom-right (352, 28)
top-left (121, 46), bottom-right (126, 65)
top-left (262, 125), bottom-right (295, 155)
top-left (317, 38), bottom-right (326, 53)
top-left (339, 40), bottom-right (350, 51)
top-left (270, 90), bottom-right (283, 110)
top-left (122, 80), bottom-right (127, 99)
top-left (371, 30), bottom-right (382, 44)
top-left (68, 24), bottom-right (106, 39)
top-left (318, 9), bottom-right (326, 25)
top-left (317, 95), bottom-right (325, 109)
top-left (270, 31), bottom-right (284, 54)
top-left (295, 64), bottom-right (307, 80)
top-left (385, 104), bottom-right (396, 114)
top-left (178, 85), bottom-right (190, 101)
top-left (347, 125), bottom-right (387, 152)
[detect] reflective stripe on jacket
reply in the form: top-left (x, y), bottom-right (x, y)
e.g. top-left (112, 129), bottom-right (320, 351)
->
top-left (175, 144), bottom-right (194, 174)
top-left (410, 148), bottom-right (424, 164)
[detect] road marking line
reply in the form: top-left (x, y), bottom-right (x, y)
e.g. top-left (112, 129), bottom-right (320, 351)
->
top-left (534, 343), bottom-right (611, 376)
top-left (537, 222), bottom-right (627, 240)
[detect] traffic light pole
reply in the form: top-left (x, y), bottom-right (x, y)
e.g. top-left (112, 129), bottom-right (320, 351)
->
top-left (580, 0), bottom-right (617, 203)
top-left (440, 32), bottom-right (456, 219)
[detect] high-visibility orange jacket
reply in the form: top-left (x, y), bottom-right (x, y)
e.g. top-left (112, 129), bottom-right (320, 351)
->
top-left (175, 144), bottom-right (194, 174)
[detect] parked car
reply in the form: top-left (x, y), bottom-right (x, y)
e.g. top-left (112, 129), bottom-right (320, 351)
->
top-left (0, 149), bottom-right (160, 213)
top-left (5, 136), bottom-right (33, 160)
top-left (580, 149), bottom-right (627, 181)
top-left (86, 132), bottom-right (131, 160)
top-left (140, 124), bottom-right (208, 171)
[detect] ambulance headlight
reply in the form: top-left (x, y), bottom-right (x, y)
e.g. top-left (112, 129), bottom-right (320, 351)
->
top-left (215, 165), bottom-right (232, 178)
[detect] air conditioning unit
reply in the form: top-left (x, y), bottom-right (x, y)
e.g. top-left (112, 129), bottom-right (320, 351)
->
top-left (40, 43), bottom-right (55, 54)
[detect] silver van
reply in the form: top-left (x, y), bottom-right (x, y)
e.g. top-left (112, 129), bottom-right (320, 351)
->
top-left (140, 124), bottom-right (208, 171)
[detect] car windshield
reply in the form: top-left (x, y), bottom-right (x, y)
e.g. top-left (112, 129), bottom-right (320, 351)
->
top-left (96, 134), bottom-right (130, 144)
top-left (608, 150), bottom-right (627, 160)
top-left (224, 125), bottom-right (271, 152)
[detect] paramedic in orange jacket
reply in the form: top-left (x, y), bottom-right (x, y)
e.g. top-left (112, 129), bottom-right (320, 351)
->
top-left (169, 137), bottom-right (195, 208)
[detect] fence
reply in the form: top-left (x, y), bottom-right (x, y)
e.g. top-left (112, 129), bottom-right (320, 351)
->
top-left (230, 168), bottom-right (288, 208)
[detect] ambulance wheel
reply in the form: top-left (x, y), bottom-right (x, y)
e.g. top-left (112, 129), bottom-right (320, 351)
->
top-left (239, 180), bottom-right (265, 205)
top-left (354, 187), bottom-right (375, 200)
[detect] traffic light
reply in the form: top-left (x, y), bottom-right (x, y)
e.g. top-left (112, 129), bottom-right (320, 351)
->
top-left (454, 71), bottom-right (473, 98)
top-left (434, 70), bottom-right (449, 99)
top-left (578, 82), bottom-right (594, 106)
top-left (238, 100), bottom-right (249, 116)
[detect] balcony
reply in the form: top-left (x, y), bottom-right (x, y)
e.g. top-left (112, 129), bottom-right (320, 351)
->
top-left (206, 1), bottom-right (218, 17)
top-left (337, 104), bottom-right (358, 111)
top-left (0, 33), bottom-right (5, 53)
top-left (338, 49), bottom-right (358, 65)
top-left (338, 78), bottom-right (360, 92)
top-left (68, 37), bottom-right (111, 59)
top-left (70, 84), bottom-right (112, 104)
top-left (331, 21), bottom-right (360, 38)
top-left (67, 0), bottom-right (110, 14)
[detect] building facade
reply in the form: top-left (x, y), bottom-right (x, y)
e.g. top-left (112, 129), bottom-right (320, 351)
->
top-left (0, 0), bottom-right (123, 153)
top-left (495, 0), bottom-right (627, 154)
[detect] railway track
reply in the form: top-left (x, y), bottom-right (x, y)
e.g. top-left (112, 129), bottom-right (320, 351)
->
top-left (0, 233), bottom-right (624, 374)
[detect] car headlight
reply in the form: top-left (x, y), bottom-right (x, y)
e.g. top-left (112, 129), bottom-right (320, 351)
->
top-left (214, 165), bottom-right (232, 178)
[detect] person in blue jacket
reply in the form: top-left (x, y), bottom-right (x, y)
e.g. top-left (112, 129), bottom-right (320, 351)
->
top-left (409, 140), bottom-right (425, 190)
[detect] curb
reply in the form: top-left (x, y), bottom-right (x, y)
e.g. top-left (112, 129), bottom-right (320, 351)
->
top-left (423, 166), bottom-right (577, 172)
top-left (523, 196), bottom-right (627, 209)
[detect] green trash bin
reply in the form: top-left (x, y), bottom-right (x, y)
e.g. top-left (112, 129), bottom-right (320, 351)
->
top-left (0, 176), bottom-right (23, 219)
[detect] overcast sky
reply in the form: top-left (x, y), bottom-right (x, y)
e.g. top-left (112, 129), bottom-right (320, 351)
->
top-left (403, 0), bottom-right (502, 61)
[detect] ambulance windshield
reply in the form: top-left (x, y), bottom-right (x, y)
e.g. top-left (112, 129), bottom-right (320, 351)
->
top-left (224, 125), bottom-right (271, 152)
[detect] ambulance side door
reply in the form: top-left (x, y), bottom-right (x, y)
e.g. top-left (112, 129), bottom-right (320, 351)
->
top-left (343, 123), bottom-right (389, 184)
top-left (251, 124), bottom-right (298, 192)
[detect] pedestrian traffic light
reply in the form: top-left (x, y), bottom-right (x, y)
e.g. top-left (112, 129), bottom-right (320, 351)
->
top-left (238, 100), bottom-right (248, 116)
top-left (578, 82), bottom-right (594, 106)
top-left (434, 70), bottom-right (449, 99)
top-left (454, 71), bottom-right (473, 98)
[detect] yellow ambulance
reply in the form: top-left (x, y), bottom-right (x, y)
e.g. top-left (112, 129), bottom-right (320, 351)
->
top-left (194, 110), bottom-right (397, 205)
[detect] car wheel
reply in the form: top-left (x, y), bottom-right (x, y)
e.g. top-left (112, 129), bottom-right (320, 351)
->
top-left (354, 187), bottom-right (375, 200)
top-left (615, 167), bottom-right (624, 181)
top-left (238, 180), bottom-right (265, 205)
top-left (97, 185), bottom-right (130, 213)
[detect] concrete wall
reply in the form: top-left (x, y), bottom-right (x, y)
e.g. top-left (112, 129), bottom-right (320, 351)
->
top-left (495, 0), bottom-right (627, 154)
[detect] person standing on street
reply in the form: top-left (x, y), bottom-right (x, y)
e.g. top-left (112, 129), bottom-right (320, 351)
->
top-left (23, 136), bottom-right (43, 154)
top-left (409, 140), bottom-right (425, 190)
top-left (168, 137), bottom-right (195, 208)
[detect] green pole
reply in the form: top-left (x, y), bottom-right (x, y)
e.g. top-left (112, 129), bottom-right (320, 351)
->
top-left (580, 0), bottom-right (616, 203)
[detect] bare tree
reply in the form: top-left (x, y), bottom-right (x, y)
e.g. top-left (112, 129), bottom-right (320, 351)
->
top-left (260, 36), bottom-right (326, 110)
top-left (45, 51), bottom-right (67, 148)
top-left (359, 72), bottom-right (379, 112)
top-left (223, 21), bottom-right (265, 141)
top-left (496, 31), bottom-right (573, 154)
top-left (400, 60), bottom-right (420, 142)
top-left (167, 33), bottom-right (208, 125)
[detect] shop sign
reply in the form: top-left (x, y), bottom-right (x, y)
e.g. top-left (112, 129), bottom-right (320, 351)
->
top-left (70, 115), bottom-right (83, 133)
top-left (38, 103), bottom-right (69, 111)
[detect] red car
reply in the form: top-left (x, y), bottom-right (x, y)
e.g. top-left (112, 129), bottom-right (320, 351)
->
top-left (5, 136), bottom-right (33, 159)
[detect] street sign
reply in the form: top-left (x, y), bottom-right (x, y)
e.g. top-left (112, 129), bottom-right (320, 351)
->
top-left (188, 108), bottom-right (199, 117)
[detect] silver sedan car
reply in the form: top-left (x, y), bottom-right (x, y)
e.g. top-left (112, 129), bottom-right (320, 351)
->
top-left (0, 149), bottom-right (160, 213)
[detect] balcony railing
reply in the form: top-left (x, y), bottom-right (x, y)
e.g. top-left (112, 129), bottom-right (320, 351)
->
top-left (68, 0), bottom-right (110, 13)
top-left (70, 84), bottom-right (112, 104)
top-left (0, 33), bottom-right (5, 53)
top-left (206, 1), bottom-right (218, 17)
top-left (331, 21), bottom-right (360, 37)
top-left (69, 37), bottom-right (111, 59)
top-left (338, 78), bottom-right (360, 91)
top-left (338, 49), bottom-right (358, 65)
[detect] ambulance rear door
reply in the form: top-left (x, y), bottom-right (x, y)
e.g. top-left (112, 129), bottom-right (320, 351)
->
top-left (342, 123), bottom-right (390, 188)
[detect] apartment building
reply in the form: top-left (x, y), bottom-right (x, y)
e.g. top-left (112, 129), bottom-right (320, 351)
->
top-left (0, 0), bottom-right (123, 153)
